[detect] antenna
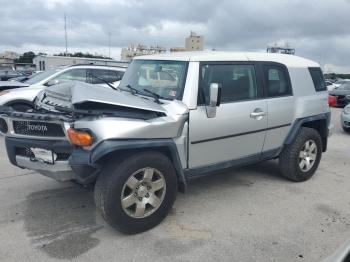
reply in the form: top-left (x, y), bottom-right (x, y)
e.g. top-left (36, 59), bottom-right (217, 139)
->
top-left (108, 32), bottom-right (111, 59)
top-left (64, 14), bottom-right (68, 56)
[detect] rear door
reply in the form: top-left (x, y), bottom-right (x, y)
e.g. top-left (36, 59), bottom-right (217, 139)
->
top-left (188, 62), bottom-right (268, 168)
top-left (260, 63), bottom-right (295, 153)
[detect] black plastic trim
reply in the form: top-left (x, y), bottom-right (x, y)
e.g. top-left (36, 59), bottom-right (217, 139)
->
top-left (5, 137), bottom-right (73, 166)
top-left (184, 147), bottom-right (281, 180)
top-left (191, 123), bottom-right (291, 145)
top-left (86, 139), bottom-right (187, 190)
top-left (284, 112), bottom-right (331, 145)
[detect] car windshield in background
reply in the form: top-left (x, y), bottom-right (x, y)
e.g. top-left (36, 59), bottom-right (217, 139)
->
top-left (25, 68), bottom-right (60, 85)
top-left (119, 60), bottom-right (188, 101)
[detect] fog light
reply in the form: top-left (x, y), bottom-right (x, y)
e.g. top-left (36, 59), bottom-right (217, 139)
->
top-left (0, 118), bottom-right (8, 134)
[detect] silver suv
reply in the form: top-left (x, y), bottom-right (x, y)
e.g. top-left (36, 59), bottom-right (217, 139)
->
top-left (0, 52), bottom-right (332, 234)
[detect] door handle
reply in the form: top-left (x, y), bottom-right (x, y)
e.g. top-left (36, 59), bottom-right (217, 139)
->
top-left (250, 109), bottom-right (266, 119)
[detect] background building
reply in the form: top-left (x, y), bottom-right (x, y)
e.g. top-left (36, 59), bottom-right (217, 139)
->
top-left (121, 44), bottom-right (166, 62)
top-left (33, 55), bottom-right (128, 71)
top-left (267, 41), bottom-right (295, 55)
top-left (170, 47), bottom-right (187, 52)
top-left (185, 31), bottom-right (204, 51)
top-left (0, 51), bottom-right (19, 64)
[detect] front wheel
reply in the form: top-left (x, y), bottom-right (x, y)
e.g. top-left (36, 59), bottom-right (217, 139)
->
top-left (94, 151), bottom-right (177, 234)
top-left (279, 127), bottom-right (322, 182)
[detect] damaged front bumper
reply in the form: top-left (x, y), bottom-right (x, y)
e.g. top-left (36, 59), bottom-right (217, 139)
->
top-left (5, 136), bottom-right (100, 184)
top-left (5, 137), bottom-right (75, 181)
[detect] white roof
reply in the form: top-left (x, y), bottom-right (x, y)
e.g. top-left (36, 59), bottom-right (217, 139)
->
top-left (135, 51), bottom-right (319, 68)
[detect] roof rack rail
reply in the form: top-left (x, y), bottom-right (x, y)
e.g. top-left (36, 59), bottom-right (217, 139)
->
top-left (68, 63), bottom-right (129, 68)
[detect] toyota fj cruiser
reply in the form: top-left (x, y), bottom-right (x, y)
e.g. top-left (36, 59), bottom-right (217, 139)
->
top-left (0, 52), bottom-right (332, 234)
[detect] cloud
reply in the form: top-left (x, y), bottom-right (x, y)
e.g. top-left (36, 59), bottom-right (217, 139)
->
top-left (1, 0), bottom-right (350, 72)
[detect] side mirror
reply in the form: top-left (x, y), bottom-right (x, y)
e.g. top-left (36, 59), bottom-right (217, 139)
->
top-left (45, 79), bottom-right (60, 87)
top-left (206, 83), bottom-right (221, 118)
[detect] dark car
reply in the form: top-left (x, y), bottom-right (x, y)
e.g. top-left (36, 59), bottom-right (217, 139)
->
top-left (0, 70), bottom-right (23, 81)
top-left (329, 83), bottom-right (350, 107)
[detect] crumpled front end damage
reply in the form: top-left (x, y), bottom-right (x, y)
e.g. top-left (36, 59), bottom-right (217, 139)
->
top-left (2, 81), bottom-right (189, 185)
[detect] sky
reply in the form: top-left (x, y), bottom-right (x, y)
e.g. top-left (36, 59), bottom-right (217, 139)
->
top-left (1, 0), bottom-right (350, 73)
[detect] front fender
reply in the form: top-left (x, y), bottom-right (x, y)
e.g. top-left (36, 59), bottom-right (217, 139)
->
top-left (70, 139), bottom-right (187, 191)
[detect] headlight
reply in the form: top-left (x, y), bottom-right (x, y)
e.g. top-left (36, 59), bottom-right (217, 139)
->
top-left (0, 91), bottom-right (9, 96)
top-left (344, 105), bottom-right (350, 114)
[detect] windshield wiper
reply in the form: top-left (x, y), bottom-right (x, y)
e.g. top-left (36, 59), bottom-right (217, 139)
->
top-left (124, 84), bottom-right (140, 95)
top-left (143, 89), bottom-right (166, 104)
top-left (90, 73), bottom-right (118, 91)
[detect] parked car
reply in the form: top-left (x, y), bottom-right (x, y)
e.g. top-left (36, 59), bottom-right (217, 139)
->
top-left (341, 104), bottom-right (350, 133)
top-left (0, 65), bottom-right (126, 111)
top-left (0, 52), bottom-right (332, 234)
top-left (0, 70), bottom-right (24, 81)
top-left (329, 83), bottom-right (350, 107)
top-left (328, 95), bottom-right (337, 107)
top-left (323, 239), bottom-right (350, 262)
top-left (5, 71), bottom-right (44, 83)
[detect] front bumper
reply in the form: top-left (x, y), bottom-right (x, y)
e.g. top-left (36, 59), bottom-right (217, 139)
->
top-left (341, 112), bottom-right (350, 129)
top-left (5, 137), bottom-right (75, 182)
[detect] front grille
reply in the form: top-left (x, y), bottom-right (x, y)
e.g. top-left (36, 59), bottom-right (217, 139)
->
top-left (12, 120), bottom-right (65, 137)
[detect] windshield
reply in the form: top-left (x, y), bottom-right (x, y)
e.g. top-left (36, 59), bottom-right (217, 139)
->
top-left (119, 60), bottom-right (188, 101)
top-left (25, 69), bottom-right (60, 85)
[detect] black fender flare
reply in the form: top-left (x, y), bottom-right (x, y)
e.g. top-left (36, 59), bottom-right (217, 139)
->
top-left (70, 139), bottom-right (187, 191)
top-left (283, 112), bottom-right (330, 145)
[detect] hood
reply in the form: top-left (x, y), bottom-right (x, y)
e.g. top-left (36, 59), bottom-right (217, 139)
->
top-left (36, 81), bottom-right (168, 114)
top-left (0, 80), bottom-right (29, 91)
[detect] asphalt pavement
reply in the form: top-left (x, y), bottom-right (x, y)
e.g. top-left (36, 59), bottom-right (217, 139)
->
top-left (0, 107), bottom-right (349, 262)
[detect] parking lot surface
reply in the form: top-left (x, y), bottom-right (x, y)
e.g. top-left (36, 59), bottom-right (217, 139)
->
top-left (0, 108), bottom-right (349, 262)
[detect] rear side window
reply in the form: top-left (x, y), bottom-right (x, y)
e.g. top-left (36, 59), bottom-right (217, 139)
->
top-left (309, 67), bottom-right (327, 92)
top-left (263, 65), bottom-right (292, 97)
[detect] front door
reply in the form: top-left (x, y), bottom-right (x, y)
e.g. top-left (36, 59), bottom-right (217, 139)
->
top-left (188, 62), bottom-right (268, 169)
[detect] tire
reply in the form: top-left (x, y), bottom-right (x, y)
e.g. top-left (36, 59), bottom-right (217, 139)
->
top-left (343, 126), bottom-right (350, 133)
top-left (8, 103), bottom-right (33, 112)
top-left (94, 151), bottom-right (177, 234)
top-left (279, 127), bottom-right (322, 182)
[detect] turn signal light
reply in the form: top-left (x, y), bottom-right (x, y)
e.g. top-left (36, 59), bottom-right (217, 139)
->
top-left (67, 128), bottom-right (93, 146)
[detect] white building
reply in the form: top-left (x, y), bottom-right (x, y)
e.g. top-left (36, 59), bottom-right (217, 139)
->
top-left (0, 51), bottom-right (20, 68)
top-left (267, 41), bottom-right (295, 55)
top-left (185, 31), bottom-right (204, 51)
top-left (33, 55), bottom-right (128, 71)
top-left (121, 44), bottom-right (166, 62)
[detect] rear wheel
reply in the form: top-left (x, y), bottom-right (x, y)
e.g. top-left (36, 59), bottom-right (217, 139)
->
top-left (279, 127), bottom-right (322, 182)
top-left (94, 151), bottom-right (177, 234)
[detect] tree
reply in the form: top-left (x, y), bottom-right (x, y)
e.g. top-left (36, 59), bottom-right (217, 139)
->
top-left (14, 51), bottom-right (36, 63)
top-left (54, 52), bottom-right (111, 59)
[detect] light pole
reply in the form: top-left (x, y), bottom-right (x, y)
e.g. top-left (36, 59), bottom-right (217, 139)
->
top-left (108, 32), bottom-right (111, 59)
top-left (64, 15), bottom-right (68, 56)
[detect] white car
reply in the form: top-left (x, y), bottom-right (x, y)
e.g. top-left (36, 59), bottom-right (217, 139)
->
top-left (328, 79), bottom-right (350, 91)
top-left (0, 65), bottom-right (126, 111)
